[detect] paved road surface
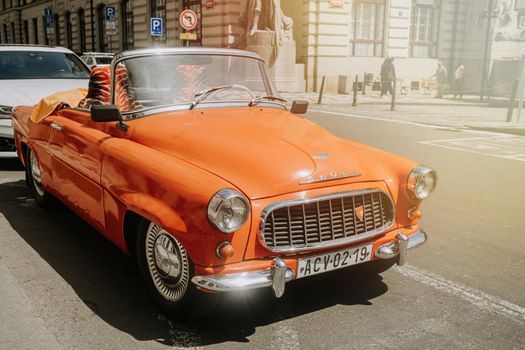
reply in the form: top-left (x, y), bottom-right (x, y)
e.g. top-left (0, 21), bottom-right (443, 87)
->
top-left (0, 111), bottom-right (524, 349)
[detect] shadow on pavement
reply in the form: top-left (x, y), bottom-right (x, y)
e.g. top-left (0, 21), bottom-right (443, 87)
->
top-left (0, 180), bottom-right (388, 347)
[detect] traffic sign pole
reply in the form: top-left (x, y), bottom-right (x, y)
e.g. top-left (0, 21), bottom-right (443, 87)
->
top-left (179, 9), bottom-right (198, 47)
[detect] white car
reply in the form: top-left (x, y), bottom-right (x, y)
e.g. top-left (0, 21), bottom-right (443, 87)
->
top-left (80, 52), bottom-right (115, 68)
top-left (0, 45), bottom-right (90, 158)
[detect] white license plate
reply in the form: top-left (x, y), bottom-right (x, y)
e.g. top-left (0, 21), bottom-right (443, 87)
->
top-left (296, 244), bottom-right (373, 279)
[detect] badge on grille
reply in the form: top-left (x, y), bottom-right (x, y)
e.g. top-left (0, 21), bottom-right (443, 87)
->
top-left (355, 205), bottom-right (365, 222)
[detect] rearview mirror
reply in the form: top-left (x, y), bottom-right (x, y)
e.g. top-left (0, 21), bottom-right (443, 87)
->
top-left (290, 100), bottom-right (309, 114)
top-left (91, 104), bottom-right (122, 122)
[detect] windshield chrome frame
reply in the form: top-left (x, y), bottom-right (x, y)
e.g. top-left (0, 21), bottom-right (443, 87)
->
top-left (110, 48), bottom-right (282, 117)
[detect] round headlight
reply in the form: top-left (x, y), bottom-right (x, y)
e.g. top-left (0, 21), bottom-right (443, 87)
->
top-left (407, 165), bottom-right (438, 200)
top-left (207, 189), bottom-right (249, 233)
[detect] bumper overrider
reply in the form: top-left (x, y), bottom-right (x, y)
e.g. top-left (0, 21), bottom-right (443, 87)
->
top-left (192, 229), bottom-right (427, 298)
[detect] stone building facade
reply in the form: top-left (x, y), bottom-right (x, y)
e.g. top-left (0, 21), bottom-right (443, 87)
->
top-left (1, 0), bottom-right (523, 93)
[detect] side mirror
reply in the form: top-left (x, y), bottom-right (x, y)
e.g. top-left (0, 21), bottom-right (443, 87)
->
top-left (290, 100), bottom-right (309, 114)
top-left (91, 104), bottom-right (122, 122)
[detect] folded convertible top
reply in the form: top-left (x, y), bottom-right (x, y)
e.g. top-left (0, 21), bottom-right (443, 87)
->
top-left (29, 88), bottom-right (88, 124)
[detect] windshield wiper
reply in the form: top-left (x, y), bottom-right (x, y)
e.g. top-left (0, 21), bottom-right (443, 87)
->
top-left (249, 95), bottom-right (288, 107)
top-left (189, 85), bottom-right (234, 110)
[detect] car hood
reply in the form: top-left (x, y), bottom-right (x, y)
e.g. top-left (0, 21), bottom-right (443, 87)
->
top-left (130, 107), bottom-right (370, 199)
top-left (0, 79), bottom-right (88, 106)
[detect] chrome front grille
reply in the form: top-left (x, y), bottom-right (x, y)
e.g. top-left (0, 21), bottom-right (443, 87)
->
top-left (260, 189), bottom-right (395, 252)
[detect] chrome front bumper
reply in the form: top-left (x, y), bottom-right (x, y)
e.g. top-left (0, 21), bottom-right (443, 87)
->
top-left (375, 230), bottom-right (427, 266)
top-left (192, 230), bottom-right (427, 298)
top-left (192, 258), bottom-right (294, 298)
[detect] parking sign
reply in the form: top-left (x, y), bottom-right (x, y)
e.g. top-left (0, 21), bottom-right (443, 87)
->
top-left (44, 8), bottom-right (54, 28)
top-left (105, 6), bottom-right (116, 21)
top-left (150, 18), bottom-right (163, 37)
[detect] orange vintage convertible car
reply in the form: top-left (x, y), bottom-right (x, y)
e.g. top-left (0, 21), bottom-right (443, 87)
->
top-left (12, 48), bottom-right (437, 314)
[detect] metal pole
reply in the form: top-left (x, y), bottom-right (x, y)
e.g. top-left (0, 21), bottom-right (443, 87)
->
top-left (352, 75), bottom-right (358, 107)
top-left (480, 0), bottom-right (494, 101)
top-left (517, 57), bottom-right (525, 124)
top-left (362, 72), bottom-right (367, 95)
top-left (507, 80), bottom-right (519, 122)
top-left (317, 76), bottom-right (326, 104)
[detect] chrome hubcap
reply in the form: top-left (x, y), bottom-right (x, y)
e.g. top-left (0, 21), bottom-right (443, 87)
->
top-left (145, 223), bottom-right (190, 302)
top-left (29, 151), bottom-right (45, 197)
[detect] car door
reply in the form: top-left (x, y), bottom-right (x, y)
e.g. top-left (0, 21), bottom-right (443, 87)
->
top-left (47, 111), bottom-right (110, 230)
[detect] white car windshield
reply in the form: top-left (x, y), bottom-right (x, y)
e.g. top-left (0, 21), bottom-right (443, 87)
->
top-left (0, 51), bottom-right (90, 80)
top-left (118, 54), bottom-right (278, 110)
top-left (95, 56), bottom-right (113, 65)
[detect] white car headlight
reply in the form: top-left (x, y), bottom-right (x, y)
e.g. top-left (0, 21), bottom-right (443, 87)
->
top-left (407, 165), bottom-right (438, 200)
top-left (0, 105), bottom-right (13, 119)
top-left (207, 189), bottom-right (249, 233)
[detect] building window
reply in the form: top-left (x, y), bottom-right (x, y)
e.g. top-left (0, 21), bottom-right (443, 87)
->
top-left (54, 14), bottom-right (60, 46)
top-left (65, 11), bottom-right (72, 49)
top-left (2, 24), bottom-right (8, 44)
top-left (121, 0), bottom-right (134, 50)
top-left (96, 3), bottom-right (106, 51)
top-left (10, 22), bottom-right (15, 43)
top-left (410, 0), bottom-right (440, 58)
top-left (351, 0), bottom-right (386, 57)
top-left (78, 8), bottom-right (86, 53)
top-left (41, 16), bottom-right (51, 45)
top-left (150, 0), bottom-right (166, 39)
top-left (32, 17), bottom-right (38, 44)
top-left (23, 19), bottom-right (29, 44)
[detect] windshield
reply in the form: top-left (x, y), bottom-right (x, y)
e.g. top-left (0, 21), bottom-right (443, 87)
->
top-left (95, 56), bottom-right (113, 65)
top-left (117, 54), bottom-right (278, 111)
top-left (0, 51), bottom-right (90, 80)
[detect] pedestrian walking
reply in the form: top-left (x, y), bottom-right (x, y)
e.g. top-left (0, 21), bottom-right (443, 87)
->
top-left (454, 64), bottom-right (465, 99)
top-left (380, 57), bottom-right (396, 97)
top-left (430, 61), bottom-right (448, 98)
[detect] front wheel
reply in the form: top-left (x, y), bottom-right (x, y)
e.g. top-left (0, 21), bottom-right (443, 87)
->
top-left (135, 220), bottom-right (218, 318)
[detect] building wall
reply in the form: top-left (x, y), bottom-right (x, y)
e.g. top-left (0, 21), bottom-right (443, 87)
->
top-left (2, 1), bottom-right (522, 94)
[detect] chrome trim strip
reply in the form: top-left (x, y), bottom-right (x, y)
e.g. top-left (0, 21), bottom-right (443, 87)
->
top-left (120, 101), bottom-right (288, 120)
top-left (258, 188), bottom-right (396, 253)
top-left (299, 171), bottom-right (361, 185)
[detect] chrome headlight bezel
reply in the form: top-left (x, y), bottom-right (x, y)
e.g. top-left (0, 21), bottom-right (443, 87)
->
top-left (207, 189), bottom-right (249, 234)
top-left (407, 165), bottom-right (438, 200)
top-left (0, 105), bottom-right (13, 119)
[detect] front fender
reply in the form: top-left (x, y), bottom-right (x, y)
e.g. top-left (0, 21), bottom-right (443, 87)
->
top-left (100, 137), bottom-right (251, 267)
top-left (120, 192), bottom-right (187, 234)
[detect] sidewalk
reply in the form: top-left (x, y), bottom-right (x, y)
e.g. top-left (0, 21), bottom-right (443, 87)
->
top-left (281, 92), bottom-right (525, 136)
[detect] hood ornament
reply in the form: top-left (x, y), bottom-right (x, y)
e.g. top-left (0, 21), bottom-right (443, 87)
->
top-left (299, 170), bottom-right (361, 185)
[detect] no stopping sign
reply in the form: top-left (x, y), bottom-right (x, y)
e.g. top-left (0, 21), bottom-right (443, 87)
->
top-left (180, 10), bottom-right (198, 31)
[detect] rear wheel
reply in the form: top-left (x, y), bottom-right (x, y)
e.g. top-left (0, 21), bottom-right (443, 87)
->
top-left (135, 220), bottom-right (218, 319)
top-left (25, 147), bottom-right (53, 208)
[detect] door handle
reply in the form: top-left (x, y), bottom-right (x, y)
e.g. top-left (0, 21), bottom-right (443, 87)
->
top-left (50, 122), bottom-right (63, 132)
